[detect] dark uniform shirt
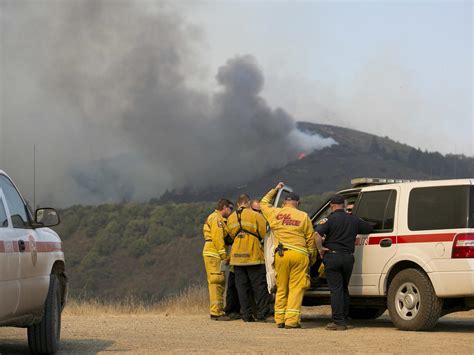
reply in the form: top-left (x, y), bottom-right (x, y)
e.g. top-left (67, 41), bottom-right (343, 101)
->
top-left (315, 209), bottom-right (373, 254)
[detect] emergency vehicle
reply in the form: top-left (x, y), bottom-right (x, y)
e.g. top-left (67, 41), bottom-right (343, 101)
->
top-left (267, 178), bottom-right (474, 331)
top-left (0, 170), bottom-right (68, 354)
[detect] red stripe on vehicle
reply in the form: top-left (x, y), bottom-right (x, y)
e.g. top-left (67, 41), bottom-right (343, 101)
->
top-left (397, 233), bottom-right (456, 244)
top-left (0, 240), bottom-right (62, 253)
top-left (363, 233), bottom-right (456, 245)
top-left (367, 236), bottom-right (397, 245)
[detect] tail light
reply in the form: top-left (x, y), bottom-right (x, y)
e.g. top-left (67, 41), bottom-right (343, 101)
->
top-left (452, 233), bottom-right (474, 258)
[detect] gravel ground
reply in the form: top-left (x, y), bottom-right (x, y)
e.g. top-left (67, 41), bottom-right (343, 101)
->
top-left (1, 309), bottom-right (473, 353)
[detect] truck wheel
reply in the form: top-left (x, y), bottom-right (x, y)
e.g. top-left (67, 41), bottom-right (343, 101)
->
top-left (348, 306), bottom-right (386, 319)
top-left (28, 274), bottom-right (61, 354)
top-left (387, 268), bottom-right (442, 331)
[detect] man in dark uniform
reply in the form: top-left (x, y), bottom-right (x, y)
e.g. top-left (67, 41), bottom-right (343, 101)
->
top-left (315, 194), bottom-right (373, 330)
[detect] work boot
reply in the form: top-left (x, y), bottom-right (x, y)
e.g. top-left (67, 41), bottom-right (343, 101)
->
top-left (285, 323), bottom-right (302, 329)
top-left (325, 322), bottom-right (347, 330)
top-left (210, 315), bottom-right (231, 321)
top-left (255, 316), bottom-right (273, 323)
top-left (226, 312), bottom-right (241, 320)
top-left (277, 323), bottom-right (285, 328)
top-left (242, 316), bottom-right (255, 322)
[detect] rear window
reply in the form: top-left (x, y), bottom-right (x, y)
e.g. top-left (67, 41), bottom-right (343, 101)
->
top-left (408, 185), bottom-right (470, 231)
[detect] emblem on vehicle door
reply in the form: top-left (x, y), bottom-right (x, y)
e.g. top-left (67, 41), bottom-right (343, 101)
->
top-left (29, 235), bottom-right (37, 266)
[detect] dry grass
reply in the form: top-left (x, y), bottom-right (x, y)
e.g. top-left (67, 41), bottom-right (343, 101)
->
top-left (64, 285), bottom-right (208, 316)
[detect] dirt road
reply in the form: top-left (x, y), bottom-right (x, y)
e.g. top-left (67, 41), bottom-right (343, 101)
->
top-left (1, 309), bottom-right (473, 353)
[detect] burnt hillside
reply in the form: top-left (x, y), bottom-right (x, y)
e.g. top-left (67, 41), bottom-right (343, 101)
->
top-left (159, 122), bottom-right (473, 203)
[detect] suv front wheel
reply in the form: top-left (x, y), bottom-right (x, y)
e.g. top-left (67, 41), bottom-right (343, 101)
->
top-left (27, 274), bottom-right (62, 354)
top-left (387, 268), bottom-right (442, 331)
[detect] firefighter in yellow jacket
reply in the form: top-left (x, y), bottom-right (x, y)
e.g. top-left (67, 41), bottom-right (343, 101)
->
top-left (261, 182), bottom-right (316, 329)
top-left (203, 199), bottom-right (234, 321)
top-left (227, 194), bottom-right (270, 322)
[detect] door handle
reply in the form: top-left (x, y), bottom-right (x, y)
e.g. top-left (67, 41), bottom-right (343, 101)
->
top-left (18, 239), bottom-right (26, 252)
top-left (379, 238), bottom-right (392, 248)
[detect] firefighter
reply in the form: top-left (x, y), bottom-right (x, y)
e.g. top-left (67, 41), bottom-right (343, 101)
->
top-left (227, 194), bottom-right (270, 322)
top-left (315, 194), bottom-right (373, 330)
top-left (260, 182), bottom-right (316, 329)
top-left (203, 199), bottom-right (234, 320)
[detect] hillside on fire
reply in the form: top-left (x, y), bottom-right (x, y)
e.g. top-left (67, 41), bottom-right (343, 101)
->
top-left (54, 124), bottom-right (473, 301)
top-left (159, 122), bottom-right (474, 203)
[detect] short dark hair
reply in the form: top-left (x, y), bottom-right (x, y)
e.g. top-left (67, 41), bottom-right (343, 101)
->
top-left (217, 198), bottom-right (233, 211)
top-left (236, 194), bottom-right (250, 206)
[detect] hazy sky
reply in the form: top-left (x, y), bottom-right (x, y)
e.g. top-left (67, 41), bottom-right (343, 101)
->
top-left (0, 0), bottom-right (472, 207)
top-left (185, 0), bottom-right (473, 156)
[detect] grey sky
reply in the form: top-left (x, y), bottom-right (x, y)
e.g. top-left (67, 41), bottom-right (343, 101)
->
top-left (0, 0), bottom-right (472, 207)
top-left (187, 0), bottom-right (473, 156)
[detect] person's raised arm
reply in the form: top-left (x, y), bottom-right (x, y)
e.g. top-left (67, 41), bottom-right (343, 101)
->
top-left (260, 182), bottom-right (284, 220)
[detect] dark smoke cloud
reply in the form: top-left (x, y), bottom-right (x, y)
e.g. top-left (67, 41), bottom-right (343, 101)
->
top-left (0, 0), bottom-right (335, 206)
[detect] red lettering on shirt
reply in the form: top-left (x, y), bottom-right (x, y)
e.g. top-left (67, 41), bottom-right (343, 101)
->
top-left (277, 213), bottom-right (301, 226)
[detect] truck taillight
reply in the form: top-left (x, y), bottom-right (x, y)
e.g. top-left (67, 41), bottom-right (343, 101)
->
top-left (452, 233), bottom-right (474, 258)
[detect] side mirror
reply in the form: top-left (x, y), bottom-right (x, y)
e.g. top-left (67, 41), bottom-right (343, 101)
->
top-left (35, 208), bottom-right (60, 227)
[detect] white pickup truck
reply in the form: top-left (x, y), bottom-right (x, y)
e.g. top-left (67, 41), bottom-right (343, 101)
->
top-left (0, 170), bottom-right (68, 354)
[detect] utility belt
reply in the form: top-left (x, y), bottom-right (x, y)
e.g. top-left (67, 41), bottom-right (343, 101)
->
top-left (274, 243), bottom-right (288, 257)
top-left (326, 249), bottom-right (354, 256)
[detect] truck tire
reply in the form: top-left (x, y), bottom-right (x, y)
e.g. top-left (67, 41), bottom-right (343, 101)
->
top-left (387, 268), bottom-right (442, 331)
top-left (348, 306), bottom-right (386, 319)
top-left (28, 274), bottom-right (61, 354)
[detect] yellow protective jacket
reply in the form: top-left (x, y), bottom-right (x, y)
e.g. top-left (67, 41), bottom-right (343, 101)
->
top-left (261, 188), bottom-right (316, 258)
top-left (202, 210), bottom-right (228, 260)
top-left (227, 207), bottom-right (267, 266)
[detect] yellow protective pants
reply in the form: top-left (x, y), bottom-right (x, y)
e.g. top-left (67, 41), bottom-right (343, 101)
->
top-left (274, 250), bottom-right (310, 327)
top-left (203, 256), bottom-right (225, 316)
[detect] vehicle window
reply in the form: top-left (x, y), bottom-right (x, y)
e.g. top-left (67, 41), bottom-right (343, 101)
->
top-left (408, 185), bottom-right (469, 231)
top-left (0, 195), bottom-right (8, 227)
top-left (354, 190), bottom-right (396, 233)
top-left (0, 175), bottom-right (31, 229)
top-left (312, 202), bottom-right (332, 225)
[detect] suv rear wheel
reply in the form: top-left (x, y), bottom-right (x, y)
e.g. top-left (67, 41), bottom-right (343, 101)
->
top-left (387, 268), bottom-right (442, 331)
top-left (27, 274), bottom-right (61, 354)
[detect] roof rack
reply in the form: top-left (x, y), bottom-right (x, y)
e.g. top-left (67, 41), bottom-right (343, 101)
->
top-left (350, 177), bottom-right (418, 187)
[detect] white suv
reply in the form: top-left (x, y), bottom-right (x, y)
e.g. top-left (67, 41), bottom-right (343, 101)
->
top-left (0, 170), bottom-right (68, 354)
top-left (288, 178), bottom-right (473, 330)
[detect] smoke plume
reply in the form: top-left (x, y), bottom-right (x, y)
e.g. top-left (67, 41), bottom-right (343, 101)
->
top-left (0, 1), bottom-right (335, 206)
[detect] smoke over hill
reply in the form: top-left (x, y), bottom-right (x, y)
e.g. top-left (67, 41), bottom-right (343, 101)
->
top-left (1, 1), bottom-right (334, 206)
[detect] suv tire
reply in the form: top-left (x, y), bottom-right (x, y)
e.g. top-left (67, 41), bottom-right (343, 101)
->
top-left (387, 268), bottom-right (442, 331)
top-left (348, 306), bottom-right (386, 320)
top-left (27, 274), bottom-right (61, 354)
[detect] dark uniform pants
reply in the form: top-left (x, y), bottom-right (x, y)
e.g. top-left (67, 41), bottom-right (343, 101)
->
top-left (234, 264), bottom-right (269, 320)
top-left (324, 252), bottom-right (354, 325)
top-left (224, 271), bottom-right (241, 314)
